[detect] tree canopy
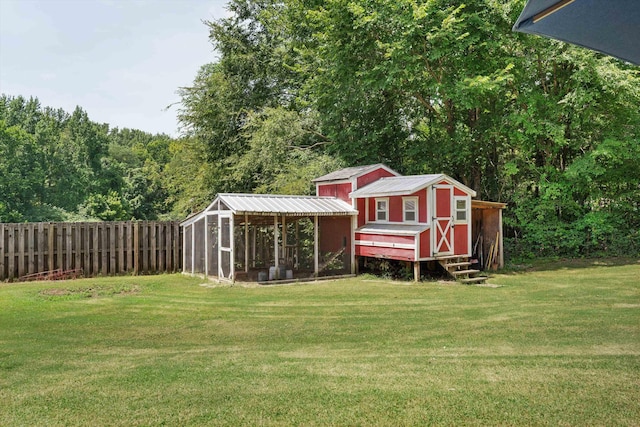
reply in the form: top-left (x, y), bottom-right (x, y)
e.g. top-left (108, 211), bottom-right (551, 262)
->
top-left (2, 0), bottom-right (639, 259)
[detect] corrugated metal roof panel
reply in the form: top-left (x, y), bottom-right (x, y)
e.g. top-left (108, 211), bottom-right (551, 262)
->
top-left (312, 163), bottom-right (395, 182)
top-left (350, 175), bottom-right (443, 198)
top-left (217, 194), bottom-right (357, 216)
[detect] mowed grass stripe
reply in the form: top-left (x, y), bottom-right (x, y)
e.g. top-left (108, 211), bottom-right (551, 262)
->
top-left (1, 260), bottom-right (639, 426)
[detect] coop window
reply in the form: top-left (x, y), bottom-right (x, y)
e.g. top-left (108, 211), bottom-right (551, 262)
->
top-left (376, 198), bottom-right (388, 222)
top-left (403, 197), bottom-right (418, 223)
top-left (455, 197), bottom-right (468, 222)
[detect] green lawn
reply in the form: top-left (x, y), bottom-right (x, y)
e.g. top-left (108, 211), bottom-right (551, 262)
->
top-left (1, 259), bottom-right (639, 426)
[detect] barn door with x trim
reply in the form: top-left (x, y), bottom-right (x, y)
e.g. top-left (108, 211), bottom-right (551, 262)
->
top-left (433, 185), bottom-right (453, 256)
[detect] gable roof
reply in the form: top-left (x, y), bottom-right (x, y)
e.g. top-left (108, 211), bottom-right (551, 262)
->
top-left (312, 163), bottom-right (399, 183)
top-left (349, 174), bottom-right (476, 198)
top-left (181, 193), bottom-right (357, 226)
top-left (216, 193), bottom-right (357, 216)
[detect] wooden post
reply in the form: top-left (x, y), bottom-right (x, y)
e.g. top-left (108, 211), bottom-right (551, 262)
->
top-left (350, 215), bottom-right (356, 274)
top-left (181, 222), bottom-right (187, 274)
top-left (274, 215), bottom-right (279, 270)
top-left (498, 208), bottom-right (504, 269)
top-left (204, 215), bottom-right (208, 277)
top-left (313, 215), bottom-right (319, 277)
top-left (295, 220), bottom-right (299, 269)
top-left (251, 224), bottom-right (256, 268)
top-left (244, 214), bottom-right (249, 273)
top-left (413, 261), bottom-right (420, 282)
top-left (190, 222), bottom-right (195, 275)
top-left (217, 217), bottom-right (222, 278)
top-left (282, 215), bottom-right (287, 268)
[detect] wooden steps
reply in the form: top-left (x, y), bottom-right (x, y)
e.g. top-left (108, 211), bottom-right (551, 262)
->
top-left (438, 258), bottom-right (488, 284)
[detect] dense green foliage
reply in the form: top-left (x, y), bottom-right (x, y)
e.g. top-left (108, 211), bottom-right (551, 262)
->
top-left (0, 95), bottom-right (175, 221)
top-left (2, 0), bottom-right (639, 259)
top-left (175, 0), bottom-right (640, 258)
top-left (1, 262), bottom-right (639, 425)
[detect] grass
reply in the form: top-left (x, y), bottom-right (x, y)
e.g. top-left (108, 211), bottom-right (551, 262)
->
top-left (1, 259), bottom-right (639, 426)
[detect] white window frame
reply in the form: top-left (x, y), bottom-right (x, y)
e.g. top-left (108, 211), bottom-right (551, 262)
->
top-left (375, 198), bottom-right (389, 222)
top-left (454, 196), bottom-right (469, 224)
top-left (403, 197), bottom-right (418, 223)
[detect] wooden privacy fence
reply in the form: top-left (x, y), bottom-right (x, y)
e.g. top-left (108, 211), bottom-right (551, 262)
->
top-left (0, 221), bottom-right (182, 281)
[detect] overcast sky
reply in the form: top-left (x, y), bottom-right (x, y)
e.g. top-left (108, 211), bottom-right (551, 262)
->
top-left (0, 0), bottom-right (230, 136)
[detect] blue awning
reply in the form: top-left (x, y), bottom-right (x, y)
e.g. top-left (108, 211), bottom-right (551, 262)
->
top-left (513, 0), bottom-right (640, 65)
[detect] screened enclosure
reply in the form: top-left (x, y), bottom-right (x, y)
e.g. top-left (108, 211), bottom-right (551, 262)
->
top-left (181, 194), bottom-right (357, 283)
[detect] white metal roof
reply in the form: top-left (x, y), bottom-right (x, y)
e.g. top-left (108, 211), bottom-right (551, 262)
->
top-left (181, 193), bottom-right (357, 226)
top-left (349, 174), bottom-right (476, 198)
top-left (218, 193), bottom-right (357, 216)
top-left (312, 163), bottom-right (399, 183)
top-left (356, 223), bottom-right (429, 236)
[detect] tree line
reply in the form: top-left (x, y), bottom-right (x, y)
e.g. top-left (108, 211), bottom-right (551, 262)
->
top-left (2, 0), bottom-right (639, 259)
top-left (0, 95), bottom-right (174, 222)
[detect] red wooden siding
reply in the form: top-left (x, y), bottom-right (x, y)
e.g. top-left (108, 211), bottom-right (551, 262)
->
top-left (318, 183), bottom-right (352, 202)
top-left (356, 168), bottom-right (396, 189)
top-left (389, 197), bottom-right (403, 222)
top-left (435, 187), bottom-right (451, 216)
top-left (453, 224), bottom-right (469, 255)
top-left (454, 187), bottom-right (468, 196)
top-left (356, 245), bottom-right (415, 261)
top-left (357, 198), bottom-right (366, 227)
top-left (356, 233), bottom-right (414, 245)
top-left (419, 229), bottom-right (431, 258)
top-left (368, 198), bottom-right (375, 222)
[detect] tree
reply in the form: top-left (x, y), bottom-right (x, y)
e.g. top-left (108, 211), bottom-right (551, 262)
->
top-left (0, 120), bottom-right (45, 221)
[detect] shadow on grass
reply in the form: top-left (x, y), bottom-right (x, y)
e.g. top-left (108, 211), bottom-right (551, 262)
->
top-left (499, 256), bottom-right (640, 275)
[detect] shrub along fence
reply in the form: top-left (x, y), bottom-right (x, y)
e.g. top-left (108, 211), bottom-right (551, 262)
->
top-left (0, 221), bottom-right (182, 281)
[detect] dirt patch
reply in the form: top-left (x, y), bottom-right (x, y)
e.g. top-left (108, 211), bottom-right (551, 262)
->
top-left (39, 285), bottom-right (141, 300)
top-left (40, 288), bottom-right (73, 296)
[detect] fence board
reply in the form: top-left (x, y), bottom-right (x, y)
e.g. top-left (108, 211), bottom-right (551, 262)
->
top-left (126, 222), bottom-right (133, 272)
top-left (65, 225), bottom-right (72, 271)
top-left (118, 223), bottom-right (124, 273)
top-left (74, 224), bottom-right (81, 270)
top-left (56, 224), bottom-right (63, 272)
top-left (37, 223), bottom-right (44, 273)
top-left (18, 225), bottom-right (25, 277)
top-left (0, 225), bottom-right (5, 280)
top-left (0, 221), bottom-right (181, 281)
top-left (8, 227), bottom-right (15, 280)
top-left (173, 222), bottom-right (180, 272)
top-left (142, 223), bottom-right (149, 273)
top-left (27, 224), bottom-right (35, 274)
